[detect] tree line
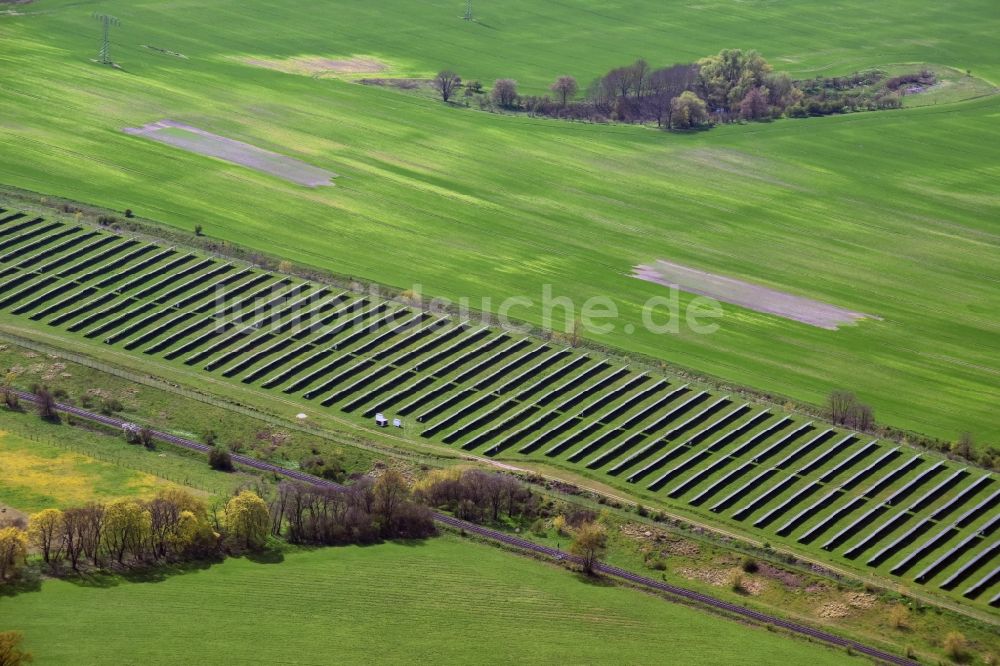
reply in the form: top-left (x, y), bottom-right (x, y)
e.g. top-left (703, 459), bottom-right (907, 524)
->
top-left (269, 470), bottom-right (435, 546)
top-left (434, 49), bottom-right (932, 129)
top-left (0, 488), bottom-right (257, 580)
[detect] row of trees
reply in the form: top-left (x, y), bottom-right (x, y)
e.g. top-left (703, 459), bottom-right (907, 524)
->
top-left (269, 471), bottom-right (435, 546)
top-left (434, 49), bottom-right (925, 129)
top-left (413, 467), bottom-right (539, 523)
top-left (0, 489), bottom-right (273, 581)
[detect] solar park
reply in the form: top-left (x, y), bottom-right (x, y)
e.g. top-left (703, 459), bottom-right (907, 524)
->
top-left (0, 209), bottom-right (996, 608)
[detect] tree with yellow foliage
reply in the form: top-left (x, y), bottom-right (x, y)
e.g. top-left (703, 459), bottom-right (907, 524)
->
top-left (27, 508), bottom-right (64, 566)
top-left (225, 491), bottom-right (269, 551)
top-left (0, 630), bottom-right (33, 665)
top-left (0, 527), bottom-right (28, 581)
top-left (569, 522), bottom-right (607, 575)
top-left (103, 499), bottom-right (151, 564)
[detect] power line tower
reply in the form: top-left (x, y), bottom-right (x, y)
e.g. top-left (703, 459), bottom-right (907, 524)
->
top-left (93, 13), bottom-right (120, 65)
top-left (463, 0), bottom-right (473, 21)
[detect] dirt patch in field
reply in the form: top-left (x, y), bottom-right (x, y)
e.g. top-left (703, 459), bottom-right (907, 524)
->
top-left (677, 566), bottom-right (764, 595)
top-left (621, 522), bottom-right (702, 557)
top-left (124, 120), bottom-right (336, 188)
top-left (0, 503), bottom-right (28, 527)
top-left (757, 562), bottom-right (805, 589)
top-left (633, 259), bottom-right (874, 330)
top-left (240, 55), bottom-right (387, 77)
top-left (815, 592), bottom-right (878, 618)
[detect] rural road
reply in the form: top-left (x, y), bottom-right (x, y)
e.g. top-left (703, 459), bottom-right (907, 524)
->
top-left (12, 389), bottom-right (916, 666)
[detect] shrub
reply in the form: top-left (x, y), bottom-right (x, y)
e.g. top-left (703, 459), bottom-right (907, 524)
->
top-left (943, 632), bottom-right (967, 662)
top-left (1, 388), bottom-right (18, 410)
top-left (741, 556), bottom-right (759, 573)
top-left (124, 208), bottom-right (134, 218)
top-left (0, 630), bottom-right (32, 666)
top-left (209, 446), bottom-right (234, 472)
top-left (889, 603), bottom-right (909, 630)
top-left (35, 387), bottom-right (58, 420)
top-left (99, 397), bottom-right (124, 414)
top-left (97, 215), bottom-right (117, 226)
top-left (195, 224), bottom-right (204, 236)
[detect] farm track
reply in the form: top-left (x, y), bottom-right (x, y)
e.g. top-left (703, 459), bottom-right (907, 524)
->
top-left (13, 388), bottom-right (918, 666)
top-left (0, 212), bottom-right (997, 607)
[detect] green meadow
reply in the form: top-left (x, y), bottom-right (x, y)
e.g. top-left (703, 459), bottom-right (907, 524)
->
top-left (0, 0), bottom-right (998, 445)
top-left (0, 536), bottom-right (856, 665)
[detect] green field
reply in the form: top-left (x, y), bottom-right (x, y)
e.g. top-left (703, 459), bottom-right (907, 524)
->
top-left (0, 413), bottom-right (251, 512)
top-left (0, 536), bottom-right (857, 664)
top-left (0, 0), bottom-right (998, 446)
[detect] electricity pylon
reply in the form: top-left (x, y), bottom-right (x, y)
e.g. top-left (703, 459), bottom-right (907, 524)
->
top-left (463, 0), bottom-right (473, 20)
top-left (93, 13), bottom-right (120, 65)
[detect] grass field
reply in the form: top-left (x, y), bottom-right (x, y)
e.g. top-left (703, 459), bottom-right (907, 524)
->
top-left (0, 0), bottom-right (998, 446)
top-left (0, 429), bottom-right (178, 512)
top-left (0, 412), bottom-right (252, 512)
top-left (0, 535), bottom-right (857, 665)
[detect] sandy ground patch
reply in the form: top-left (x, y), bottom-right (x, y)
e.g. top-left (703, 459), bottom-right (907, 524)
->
top-left (241, 55), bottom-right (387, 77)
top-left (633, 259), bottom-right (874, 330)
top-left (0, 502), bottom-right (28, 526)
top-left (815, 592), bottom-right (878, 618)
top-left (124, 120), bottom-right (336, 188)
top-left (677, 566), bottom-right (764, 595)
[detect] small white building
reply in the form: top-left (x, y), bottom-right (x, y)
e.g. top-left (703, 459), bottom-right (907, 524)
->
top-left (374, 413), bottom-right (388, 427)
top-left (392, 418), bottom-right (402, 428)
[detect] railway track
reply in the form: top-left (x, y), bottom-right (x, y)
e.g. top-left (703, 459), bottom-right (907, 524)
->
top-left (12, 388), bottom-right (916, 666)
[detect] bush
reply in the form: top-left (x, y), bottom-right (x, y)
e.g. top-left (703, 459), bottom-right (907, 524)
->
top-left (97, 215), bottom-right (117, 226)
top-left (99, 397), bottom-right (124, 415)
top-left (209, 446), bottom-right (234, 472)
top-left (729, 570), bottom-right (747, 593)
top-left (1, 388), bottom-right (18, 410)
top-left (195, 224), bottom-right (204, 236)
top-left (300, 454), bottom-right (346, 482)
top-left (124, 208), bottom-right (134, 218)
top-left (35, 387), bottom-right (58, 420)
top-left (741, 556), bottom-right (759, 573)
top-left (943, 632), bottom-right (967, 662)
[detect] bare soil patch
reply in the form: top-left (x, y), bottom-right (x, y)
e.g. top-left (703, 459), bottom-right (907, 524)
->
top-left (815, 592), bottom-right (878, 618)
top-left (0, 502), bottom-right (28, 526)
top-left (633, 259), bottom-right (874, 330)
top-left (677, 566), bottom-right (764, 595)
top-left (241, 55), bottom-right (387, 77)
top-left (757, 562), bottom-right (805, 589)
top-left (124, 120), bottom-right (336, 188)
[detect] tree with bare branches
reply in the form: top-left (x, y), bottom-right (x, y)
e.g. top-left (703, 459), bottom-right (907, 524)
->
top-left (550, 75), bottom-right (578, 106)
top-left (434, 70), bottom-right (462, 103)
